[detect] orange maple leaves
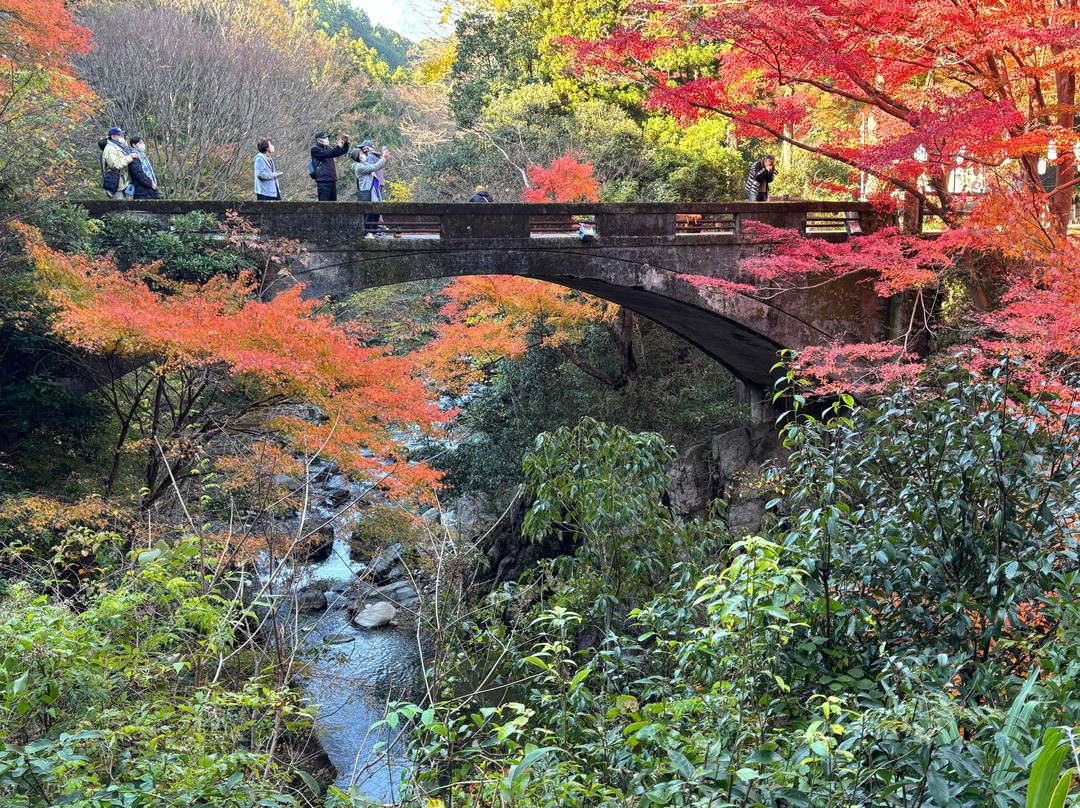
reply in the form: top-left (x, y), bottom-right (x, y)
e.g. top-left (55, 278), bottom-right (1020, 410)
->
top-left (522, 151), bottom-right (600, 203)
top-left (1, 0), bottom-right (90, 78)
top-left (418, 275), bottom-right (603, 395)
top-left (17, 222), bottom-right (445, 499)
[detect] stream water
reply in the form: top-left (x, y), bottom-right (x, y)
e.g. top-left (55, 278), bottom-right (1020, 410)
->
top-left (284, 536), bottom-right (426, 800)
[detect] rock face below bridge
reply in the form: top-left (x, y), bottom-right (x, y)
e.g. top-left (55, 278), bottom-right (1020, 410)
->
top-left (666, 422), bottom-right (784, 533)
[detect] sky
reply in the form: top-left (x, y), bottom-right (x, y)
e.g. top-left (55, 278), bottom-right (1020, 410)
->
top-left (350, 0), bottom-right (453, 41)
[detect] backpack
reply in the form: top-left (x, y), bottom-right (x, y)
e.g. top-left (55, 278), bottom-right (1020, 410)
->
top-left (745, 160), bottom-right (764, 196)
top-left (308, 159), bottom-right (318, 179)
top-left (100, 143), bottom-right (120, 193)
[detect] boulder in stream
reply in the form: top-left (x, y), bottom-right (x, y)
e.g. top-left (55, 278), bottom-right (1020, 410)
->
top-left (323, 633), bottom-right (356, 645)
top-left (295, 586), bottom-right (328, 612)
top-left (325, 590), bottom-right (350, 610)
top-left (366, 542), bottom-right (404, 583)
top-left (351, 601), bottom-right (397, 629)
top-left (354, 580), bottom-right (418, 607)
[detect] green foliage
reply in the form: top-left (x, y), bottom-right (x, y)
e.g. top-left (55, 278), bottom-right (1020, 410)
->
top-left (1025, 728), bottom-right (1078, 808)
top-left (0, 538), bottom-right (313, 807)
top-left (82, 211), bottom-right (257, 282)
top-left (451, 8), bottom-right (543, 128)
top-left (0, 246), bottom-right (112, 495)
top-left (523, 418), bottom-right (683, 617)
top-left (288, 0), bottom-right (411, 72)
top-left (777, 357), bottom-right (1080, 664)
top-left (387, 354), bottom-right (1080, 808)
top-left (428, 325), bottom-right (740, 500)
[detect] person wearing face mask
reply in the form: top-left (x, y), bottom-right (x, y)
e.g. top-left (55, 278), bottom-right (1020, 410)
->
top-left (101, 126), bottom-right (136, 200)
top-left (127, 136), bottom-right (160, 199)
top-left (310, 130), bottom-right (351, 201)
top-left (254, 138), bottom-right (282, 201)
top-left (349, 139), bottom-right (389, 236)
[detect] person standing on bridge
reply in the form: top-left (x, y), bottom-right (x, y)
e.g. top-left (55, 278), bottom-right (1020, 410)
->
top-left (310, 131), bottom-right (351, 202)
top-left (128, 136), bottom-right (160, 199)
top-left (469, 186), bottom-right (493, 202)
top-left (101, 127), bottom-right (136, 201)
top-left (351, 140), bottom-right (389, 236)
top-left (254, 138), bottom-right (282, 201)
top-left (745, 155), bottom-right (776, 202)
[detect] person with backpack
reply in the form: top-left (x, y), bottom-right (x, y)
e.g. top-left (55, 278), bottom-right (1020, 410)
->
top-left (469, 186), bottom-right (493, 203)
top-left (310, 130), bottom-right (351, 201)
top-left (101, 126), bottom-right (136, 200)
top-left (745, 155), bottom-right (776, 201)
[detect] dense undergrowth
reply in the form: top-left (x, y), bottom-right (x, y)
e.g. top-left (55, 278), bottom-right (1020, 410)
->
top-left (377, 358), bottom-right (1080, 808)
top-left (0, 530), bottom-right (327, 807)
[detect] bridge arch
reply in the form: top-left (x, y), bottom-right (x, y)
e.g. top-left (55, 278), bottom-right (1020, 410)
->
top-left (80, 200), bottom-right (900, 387)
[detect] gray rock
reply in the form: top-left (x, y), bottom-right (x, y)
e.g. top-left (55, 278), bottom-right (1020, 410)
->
top-left (324, 633), bottom-right (355, 645)
top-left (375, 580), bottom-right (419, 605)
top-left (367, 542), bottom-right (404, 582)
top-left (325, 590), bottom-right (350, 610)
top-left (712, 428), bottom-right (751, 478)
top-left (421, 507), bottom-right (441, 526)
top-left (352, 601), bottom-right (397, 629)
top-left (295, 586), bottom-right (327, 611)
top-left (666, 443), bottom-right (712, 519)
top-left (447, 492), bottom-right (492, 533)
top-left (728, 500), bottom-right (766, 535)
top-left (324, 487), bottom-right (352, 507)
top-left (301, 525), bottom-right (334, 563)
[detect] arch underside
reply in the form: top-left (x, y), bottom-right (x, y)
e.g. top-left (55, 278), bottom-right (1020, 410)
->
top-left (293, 242), bottom-right (884, 388)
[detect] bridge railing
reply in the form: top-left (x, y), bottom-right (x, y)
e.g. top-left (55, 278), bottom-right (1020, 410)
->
top-left (77, 200), bottom-right (892, 242)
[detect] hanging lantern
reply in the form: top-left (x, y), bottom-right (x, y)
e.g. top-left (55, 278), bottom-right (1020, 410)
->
top-left (914, 144), bottom-right (928, 162)
top-left (1048, 140), bottom-right (1058, 161)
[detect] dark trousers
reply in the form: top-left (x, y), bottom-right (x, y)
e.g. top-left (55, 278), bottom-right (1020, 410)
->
top-left (256, 193), bottom-right (280, 201)
top-left (317, 182), bottom-right (337, 202)
top-left (750, 189), bottom-right (767, 202)
top-left (357, 187), bottom-right (379, 232)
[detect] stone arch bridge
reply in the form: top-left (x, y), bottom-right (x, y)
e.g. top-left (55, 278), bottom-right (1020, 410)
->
top-left (80, 200), bottom-right (903, 397)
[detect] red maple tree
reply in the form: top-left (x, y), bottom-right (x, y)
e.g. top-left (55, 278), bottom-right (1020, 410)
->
top-left (571, 1), bottom-right (1080, 394)
top-left (522, 151), bottom-right (600, 203)
top-left (573, 0), bottom-right (1079, 230)
top-left (17, 223), bottom-right (445, 510)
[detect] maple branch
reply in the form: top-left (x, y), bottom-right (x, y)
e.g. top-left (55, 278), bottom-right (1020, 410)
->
top-left (680, 97), bottom-right (946, 219)
top-left (555, 342), bottom-right (615, 387)
top-left (465, 126), bottom-right (531, 188)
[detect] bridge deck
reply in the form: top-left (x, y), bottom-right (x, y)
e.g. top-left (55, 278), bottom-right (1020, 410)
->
top-left (77, 200), bottom-right (889, 242)
top-left (72, 200), bottom-right (900, 387)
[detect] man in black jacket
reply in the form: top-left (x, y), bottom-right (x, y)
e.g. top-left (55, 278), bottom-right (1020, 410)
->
top-left (745, 155), bottom-right (776, 201)
top-left (311, 130), bottom-right (351, 201)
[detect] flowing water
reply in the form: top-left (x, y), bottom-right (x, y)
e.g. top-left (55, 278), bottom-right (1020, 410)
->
top-left (285, 536), bottom-right (426, 800)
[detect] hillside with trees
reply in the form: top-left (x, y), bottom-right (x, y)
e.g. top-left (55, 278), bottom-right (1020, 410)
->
top-left (2, 0), bottom-right (1080, 805)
